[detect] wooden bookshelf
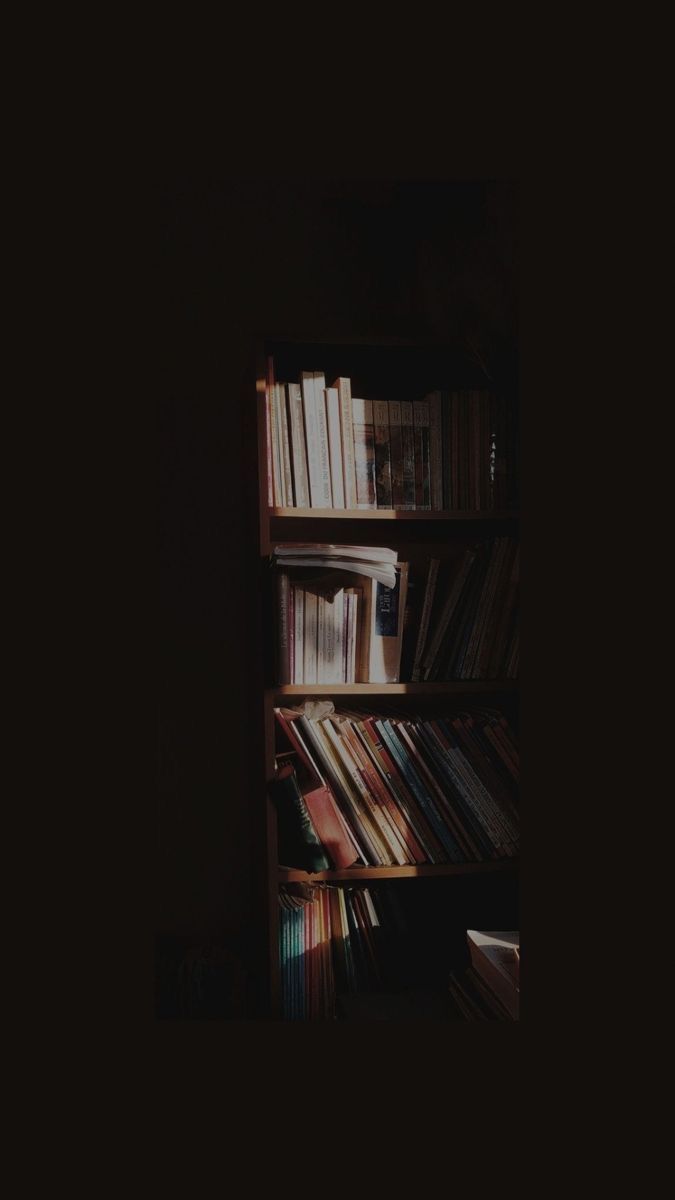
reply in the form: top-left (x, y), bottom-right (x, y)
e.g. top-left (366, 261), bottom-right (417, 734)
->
top-left (249, 336), bottom-right (519, 1020)
top-left (271, 681), bottom-right (518, 697)
top-left (279, 861), bottom-right (518, 882)
top-left (271, 507), bottom-right (518, 520)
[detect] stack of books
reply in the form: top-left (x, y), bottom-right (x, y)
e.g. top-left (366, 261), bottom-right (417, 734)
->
top-left (274, 545), bottom-right (407, 684)
top-left (266, 358), bottom-right (510, 511)
top-left (448, 930), bottom-right (519, 1020)
top-left (273, 706), bottom-right (519, 868)
top-left (410, 538), bottom-right (519, 680)
top-left (278, 883), bottom-right (409, 1020)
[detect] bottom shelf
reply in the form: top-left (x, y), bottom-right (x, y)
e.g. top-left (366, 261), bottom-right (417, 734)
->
top-left (278, 860), bottom-right (518, 882)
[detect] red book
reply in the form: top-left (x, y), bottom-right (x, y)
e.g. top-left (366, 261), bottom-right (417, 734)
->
top-left (274, 710), bottom-right (360, 868)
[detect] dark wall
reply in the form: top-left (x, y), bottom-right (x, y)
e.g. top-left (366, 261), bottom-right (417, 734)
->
top-left (158, 180), bottom-right (518, 1015)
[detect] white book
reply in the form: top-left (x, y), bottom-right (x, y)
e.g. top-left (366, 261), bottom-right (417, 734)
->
top-left (334, 376), bottom-right (357, 508)
top-left (367, 563), bottom-right (409, 683)
top-left (300, 371), bottom-right (323, 508)
top-left (287, 382), bottom-right (310, 509)
top-left (325, 387), bottom-right (345, 508)
top-left (269, 383), bottom-right (284, 506)
top-left (347, 592), bottom-right (357, 683)
top-left (303, 590), bottom-right (318, 684)
top-left (292, 586), bottom-right (305, 684)
top-left (278, 383), bottom-right (294, 506)
top-left (352, 397), bottom-right (376, 508)
top-left (274, 543), bottom-right (398, 564)
top-left (313, 371), bottom-right (333, 507)
top-left (314, 597), bottom-right (329, 686)
top-left (329, 588), bottom-right (345, 684)
top-left (467, 930), bottom-right (519, 1019)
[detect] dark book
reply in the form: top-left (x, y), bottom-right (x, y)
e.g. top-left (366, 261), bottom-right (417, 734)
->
top-left (372, 400), bottom-right (393, 508)
top-left (269, 763), bottom-right (331, 872)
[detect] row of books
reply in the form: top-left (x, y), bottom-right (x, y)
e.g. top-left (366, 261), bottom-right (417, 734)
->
top-left (266, 358), bottom-right (511, 511)
top-left (275, 552), bottom-right (408, 685)
top-left (410, 536), bottom-right (519, 681)
top-left (272, 706), bottom-right (519, 869)
top-left (448, 930), bottom-right (519, 1020)
top-left (274, 537), bottom-right (519, 684)
top-left (278, 884), bottom-right (409, 1020)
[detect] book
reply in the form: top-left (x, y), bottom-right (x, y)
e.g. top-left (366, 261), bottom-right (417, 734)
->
top-left (325, 386), bottom-right (345, 508)
top-left (411, 558), bottom-right (440, 681)
top-left (388, 400), bottom-right (405, 509)
top-left (274, 709), bottom-right (360, 868)
top-left (333, 376), bottom-right (357, 509)
top-left (270, 763), bottom-right (331, 872)
top-left (400, 401), bottom-right (416, 509)
top-left (413, 400), bottom-right (430, 510)
top-left (372, 400), bottom-right (393, 508)
top-left (466, 930), bottom-right (519, 1019)
top-left (427, 391), bottom-right (443, 510)
top-left (279, 383), bottom-right (294, 506)
top-left (287, 381), bottom-right (310, 508)
top-left (352, 397), bottom-right (376, 508)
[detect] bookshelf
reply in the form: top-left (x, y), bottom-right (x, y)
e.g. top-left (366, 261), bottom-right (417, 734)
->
top-left (245, 337), bottom-right (519, 1019)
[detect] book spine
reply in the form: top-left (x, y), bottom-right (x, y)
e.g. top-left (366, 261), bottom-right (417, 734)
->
top-left (393, 722), bottom-right (466, 862)
top-left (301, 371), bottom-right (322, 508)
top-left (418, 722), bottom-right (497, 858)
top-left (269, 380), bottom-right (284, 506)
top-left (317, 594), bottom-right (328, 683)
top-left (400, 400), bottom-right (416, 509)
top-left (321, 719), bottom-right (396, 864)
top-left (387, 401), bottom-right (405, 509)
top-left (329, 721), bottom-right (406, 865)
top-left (422, 550), bottom-right (477, 679)
top-left (337, 721), bottom-right (411, 864)
top-left (411, 558), bottom-right (439, 681)
top-left (292, 585), bottom-right (304, 684)
top-left (265, 357), bottom-right (275, 507)
top-left (430, 722), bottom-right (514, 852)
top-left (369, 565), bottom-right (407, 684)
top-left (450, 391), bottom-right (460, 510)
top-left (334, 376), bottom-right (357, 509)
top-left (287, 382), bottom-right (310, 509)
top-left (277, 570), bottom-right (291, 684)
top-left (441, 389), bottom-right (451, 511)
top-left (348, 721), bottom-right (426, 863)
top-left (325, 387), bottom-right (345, 508)
top-left (428, 391), bottom-right (443, 511)
top-left (372, 399), bottom-right (392, 508)
top-left (413, 400), bottom-right (430, 510)
top-left (377, 719), bottom-right (454, 861)
top-left (359, 718), bottom-right (442, 862)
top-left (279, 382), bottom-right (294, 506)
top-left (458, 391), bottom-right (468, 509)
top-left (311, 719), bottom-right (385, 864)
top-left (462, 538), bottom-right (506, 678)
top-left (389, 721), bottom-right (465, 862)
top-left (303, 590), bottom-right (318, 684)
top-left (313, 372), bottom-right (332, 507)
top-left (352, 398), bottom-right (376, 508)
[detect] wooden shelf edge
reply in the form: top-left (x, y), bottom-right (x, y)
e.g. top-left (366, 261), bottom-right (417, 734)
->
top-left (269, 681), bottom-right (518, 696)
top-left (270, 507), bottom-right (518, 520)
top-left (279, 861), bottom-right (519, 882)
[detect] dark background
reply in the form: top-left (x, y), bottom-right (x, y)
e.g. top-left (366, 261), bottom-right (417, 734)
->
top-left (158, 180), bottom-right (519, 1017)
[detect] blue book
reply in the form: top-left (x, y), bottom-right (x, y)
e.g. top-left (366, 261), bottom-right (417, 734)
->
top-left (376, 719), bottom-right (462, 862)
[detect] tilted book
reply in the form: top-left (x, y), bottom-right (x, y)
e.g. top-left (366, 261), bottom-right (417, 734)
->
top-left (270, 763), bottom-right (331, 872)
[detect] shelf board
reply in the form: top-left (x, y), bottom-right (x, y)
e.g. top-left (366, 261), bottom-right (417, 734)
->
top-left (279, 860), bottom-right (518, 882)
top-left (271, 681), bottom-right (518, 696)
top-left (270, 507), bottom-right (518, 521)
